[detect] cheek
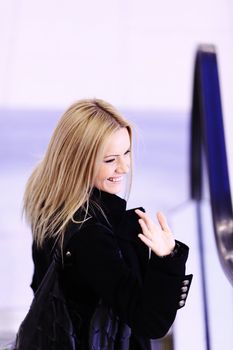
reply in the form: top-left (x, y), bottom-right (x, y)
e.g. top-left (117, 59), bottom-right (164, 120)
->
top-left (124, 156), bottom-right (131, 171)
top-left (95, 165), bottom-right (110, 182)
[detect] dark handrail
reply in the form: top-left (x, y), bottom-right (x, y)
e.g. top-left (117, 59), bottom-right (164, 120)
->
top-left (190, 44), bottom-right (233, 286)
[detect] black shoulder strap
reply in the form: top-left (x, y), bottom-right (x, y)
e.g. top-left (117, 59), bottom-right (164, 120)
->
top-left (53, 221), bottom-right (80, 266)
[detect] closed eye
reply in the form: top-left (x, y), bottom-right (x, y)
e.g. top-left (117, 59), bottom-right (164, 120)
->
top-left (104, 158), bottom-right (115, 163)
top-left (104, 149), bottom-right (131, 163)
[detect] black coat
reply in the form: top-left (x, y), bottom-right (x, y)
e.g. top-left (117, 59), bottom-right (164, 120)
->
top-left (31, 189), bottom-right (192, 349)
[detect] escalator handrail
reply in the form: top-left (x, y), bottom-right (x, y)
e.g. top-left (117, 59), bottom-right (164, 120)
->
top-left (190, 44), bottom-right (233, 286)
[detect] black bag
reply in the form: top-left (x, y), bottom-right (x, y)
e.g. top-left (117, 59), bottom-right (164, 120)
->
top-left (14, 251), bottom-right (78, 350)
top-left (89, 300), bottom-right (131, 350)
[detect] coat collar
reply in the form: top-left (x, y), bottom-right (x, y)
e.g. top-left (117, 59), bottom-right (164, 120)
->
top-left (91, 188), bottom-right (127, 229)
top-left (90, 188), bottom-right (145, 242)
top-left (90, 189), bottom-right (149, 276)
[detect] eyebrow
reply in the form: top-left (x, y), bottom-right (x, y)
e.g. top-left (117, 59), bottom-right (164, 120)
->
top-left (104, 154), bottom-right (119, 159)
top-left (104, 149), bottom-right (130, 159)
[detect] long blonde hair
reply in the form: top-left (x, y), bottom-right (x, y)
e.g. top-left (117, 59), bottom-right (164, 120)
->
top-left (23, 99), bottom-right (132, 247)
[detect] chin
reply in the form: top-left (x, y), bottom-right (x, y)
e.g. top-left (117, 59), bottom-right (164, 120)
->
top-left (104, 187), bottom-right (121, 194)
top-left (103, 183), bottom-right (122, 194)
top-left (95, 180), bottom-right (124, 194)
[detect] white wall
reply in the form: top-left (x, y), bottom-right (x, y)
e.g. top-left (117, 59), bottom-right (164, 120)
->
top-left (1, 0), bottom-right (233, 179)
top-left (0, 0), bottom-right (232, 111)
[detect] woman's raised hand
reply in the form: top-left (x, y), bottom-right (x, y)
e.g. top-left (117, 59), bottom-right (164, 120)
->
top-left (135, 209), bottom-right (175, 257)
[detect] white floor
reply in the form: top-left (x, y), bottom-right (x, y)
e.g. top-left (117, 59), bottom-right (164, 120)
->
top-left (0, 109), bottom-right (232, 349)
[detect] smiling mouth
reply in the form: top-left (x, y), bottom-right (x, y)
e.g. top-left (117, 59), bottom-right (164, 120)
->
top-left (107, 176), bottom-right (123, 183)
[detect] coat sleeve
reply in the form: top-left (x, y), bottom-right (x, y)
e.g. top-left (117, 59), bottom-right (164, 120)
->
top-left (67, 222), bottom-right (192, 339)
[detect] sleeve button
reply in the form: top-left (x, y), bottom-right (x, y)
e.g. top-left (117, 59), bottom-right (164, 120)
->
top-left (181, 293), bottom-right (187, 299)
top-left (182, 279), bottom-right (190, 286)
top-left (181, 286), bottom-right (188, 292)
top-left (179, 300), bottom-right (185, 307)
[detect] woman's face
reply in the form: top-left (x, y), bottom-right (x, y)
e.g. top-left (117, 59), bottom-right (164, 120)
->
top-left (94, 127), bottom-right (131, 194)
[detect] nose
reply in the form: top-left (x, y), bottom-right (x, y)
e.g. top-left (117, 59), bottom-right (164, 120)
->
top-left (116, 157), bottom-right (129, 174)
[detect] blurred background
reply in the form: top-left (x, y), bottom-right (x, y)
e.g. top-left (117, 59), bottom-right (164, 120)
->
top-left (0, 0), bottom-right (233, 349)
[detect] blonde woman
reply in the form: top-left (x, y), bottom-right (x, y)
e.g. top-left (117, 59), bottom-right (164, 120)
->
top-left (24, 99), bottom-right (192, 350)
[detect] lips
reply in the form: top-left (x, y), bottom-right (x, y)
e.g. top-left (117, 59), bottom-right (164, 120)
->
top-left (107, 176), bottom-right (123, 182)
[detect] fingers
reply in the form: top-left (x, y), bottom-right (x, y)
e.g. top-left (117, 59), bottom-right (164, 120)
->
top-left (136, 209), bottom-right (175, 254)
top-left (156, 211), bottom-right (171, 233)
top-left (138, 233), bottom-right (153, 248)
top-left (135, 209), bottom-right (171, 233)
top-left (135, 209), bottom-right (154, 231)
top-left (138, 218), bottom-right (153, 240)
